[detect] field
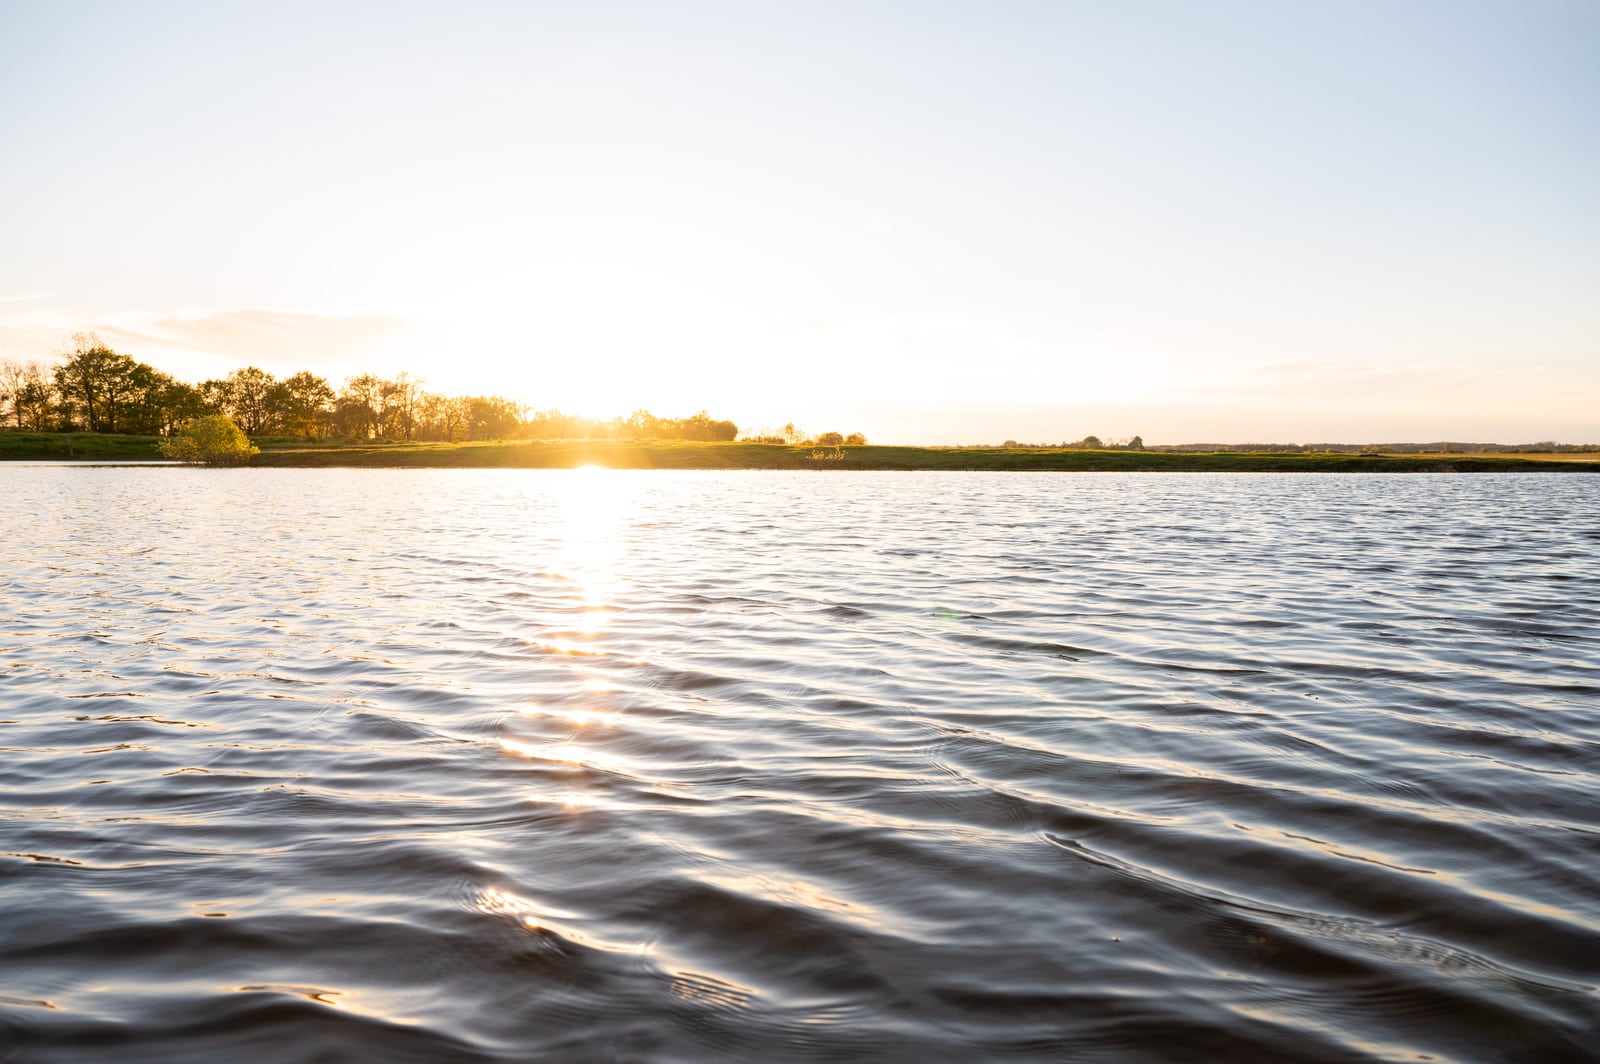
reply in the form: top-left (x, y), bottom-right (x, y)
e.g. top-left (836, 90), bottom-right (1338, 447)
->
top-left (252, 439), bottom-right (1600, 472)
top-left (3, 432), bottom-right (1596, 471)
top-left (0, 432), bottom-right (167, 461)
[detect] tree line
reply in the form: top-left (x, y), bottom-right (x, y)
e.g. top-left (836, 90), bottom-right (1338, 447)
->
top-left (995, 435), bottom-right (1144, 450)
top-left (0, 333), bottom-right (745, 443)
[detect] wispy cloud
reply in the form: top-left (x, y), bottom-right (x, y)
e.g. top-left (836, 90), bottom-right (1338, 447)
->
top-left (101, 309), bottom-right (404, 364)
top-left (0, 306), bottom-right (412, 382)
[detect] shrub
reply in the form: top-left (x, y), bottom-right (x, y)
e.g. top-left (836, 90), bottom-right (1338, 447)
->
top-left (160, 414), bottom-right (259, 466)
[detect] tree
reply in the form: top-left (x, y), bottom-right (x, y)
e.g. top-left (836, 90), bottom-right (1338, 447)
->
top-left (53, 333), bottom-right (139, 432)
top-left (815, 431), bottom-right (845, 446)
top-left (18, 374), bottom-right (56, 430)
top-left (159, 414), bottom-right (259, 466)
top-left (0, 359), bottom-right (52, 430)
top-left (0, 359), bottom-right (25, 429)
top-left (199, 366), bottom-right (283, 435)
top-left (423, 393), bottom-right (470, 441)
top-left (622, 409), bottom-right (660, 438)
top-left (379, 372), bottom-right (423, 439)
top-left (281, 371), bottom-right (334, 436)
top-left (338, 373), bottom-right (383, 438)
top-left (197, 377), bottom-right (230, 414)
top-left (119, 362), bottom-right (174, 435)
top-left (461, 395), bottom-right (524, 440)
top-left (155, 378), bottom-right (209, 436)
top-left (844, 432), bottom-right (866, 445)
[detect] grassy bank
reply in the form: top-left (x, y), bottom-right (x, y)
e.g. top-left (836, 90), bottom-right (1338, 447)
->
top-left (0, 432), bottom-right (166, 461)
top-left (250, 439), bottom-right (1600, 472)
top-left (4, 433), bottom-right (1595, 471)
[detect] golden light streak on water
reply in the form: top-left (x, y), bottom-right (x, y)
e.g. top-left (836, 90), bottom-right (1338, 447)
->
top-left (500, 738), bottom-right (631, 774)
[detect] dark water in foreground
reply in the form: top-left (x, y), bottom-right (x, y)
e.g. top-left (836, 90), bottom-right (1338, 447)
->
top-left (2, 468), bottom-right (1597, 1062)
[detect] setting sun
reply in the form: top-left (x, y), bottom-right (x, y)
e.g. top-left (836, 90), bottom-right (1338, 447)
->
top-left (2, 3), bottom-right (1593, 444)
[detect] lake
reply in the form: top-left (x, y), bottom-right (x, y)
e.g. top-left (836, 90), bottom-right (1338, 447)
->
top-left (2, 467), bottom-right (1597, 1061)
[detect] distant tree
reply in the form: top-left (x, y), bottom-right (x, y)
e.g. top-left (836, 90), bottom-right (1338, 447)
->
top-left (460, 395), bottom-right (524, 440)
top-left (0, 359), bottom-right (52, 430)
top-left (815, 431), bottom-right (844, 446)
top-left (414, 391), bottom-right (445, 440)
top-left (197, 377), bottom-right (230, 414)
top-left (588, 408), bottom-right (737, 442)
top-left (379, 373), bottom-right (423, 439)
top-left (1127, 435), bottom-right (1143, 450)
top-left (216, 366), bottom-right (280, 435)
top-left (844, 432), bottom-right (867, 446)
top-left (18, 373), bottom-right (56, 430)
top-left (53, 333), bottom-right (140, 432)
top-left (338, 374), bottom-right (384, 438)
top-left (438, 395), bottom-right (471, 441)
top-left (15, 368), bottom-right (56, 428)
top-left (623, 409), bottom-right (660, 438)
top-left (159, 414), bottom-right (259, 466)
top-left (157, 378), bottom-right (209, 435)
top-left (0, 359), bottom-right (24, 429)
top-left (120, 363), bottom-right (180, 435)
top-left (13, 333), bottom-right (789, 451)
top-left (680, 409), bottom-right (737, 441)
top-left (281, 371), bottom-right (334, 437)
top-left (118, 362), bottom-right (161, 434)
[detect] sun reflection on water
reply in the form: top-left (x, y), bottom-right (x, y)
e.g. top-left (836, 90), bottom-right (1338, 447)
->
top-left (474, 886), bottom-right (645, 955)
top-left (543, 638), bottom-right (603, 656)
top-left (519, 701), bottom-right (620, 728)
top-left (501, 738), bottom-right (630, 774)
top-left (503, 469), bottom-right (641, 806)
top-left (475, 886), bottom-right (575, 931)
top-left (548, 465), bottom-right (636, 616)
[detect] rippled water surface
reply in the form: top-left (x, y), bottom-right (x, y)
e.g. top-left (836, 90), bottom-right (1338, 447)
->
top-left (3, 468), bottom-right (1598, 1062)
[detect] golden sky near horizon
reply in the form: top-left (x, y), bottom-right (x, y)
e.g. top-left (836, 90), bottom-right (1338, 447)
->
top-left (1, 1), bottom-right (1596, 443)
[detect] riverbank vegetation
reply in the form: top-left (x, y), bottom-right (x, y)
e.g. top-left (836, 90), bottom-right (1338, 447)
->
top-left (2, 431), bottom-right (1594, 470)
top-left (245, 442), bottom-right (1600, 471)
top-left (0, 334), bottom-right (756, 444)
top-left (158, 415), bottom-right (259, 466)
top-left (3, 334), bottom-right (1594, 465)
top-left (990, 437), bottom-right (1600, 455)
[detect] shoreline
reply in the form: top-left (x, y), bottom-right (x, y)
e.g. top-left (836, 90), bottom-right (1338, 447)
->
top-left (3, 434), bottom-right (1597, 472)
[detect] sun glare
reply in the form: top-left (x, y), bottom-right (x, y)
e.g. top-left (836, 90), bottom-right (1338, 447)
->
top-left (548, 467), bottom-right (636, 613)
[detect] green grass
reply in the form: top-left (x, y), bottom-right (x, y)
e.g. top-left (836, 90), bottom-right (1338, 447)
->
top-left (4, 432), bottom-right (1595, 471)
top-left (249, 439), bottom-right (1600, 472)
top-left (0, 431), bottom-right (166, 460)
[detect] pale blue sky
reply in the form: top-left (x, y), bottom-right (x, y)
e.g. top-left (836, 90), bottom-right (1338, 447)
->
top-left (2, 1), bottom-right (1595, 442)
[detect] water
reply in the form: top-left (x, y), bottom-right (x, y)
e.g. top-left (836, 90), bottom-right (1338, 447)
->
top-left (2, 467), bottom-right (1597, 1062)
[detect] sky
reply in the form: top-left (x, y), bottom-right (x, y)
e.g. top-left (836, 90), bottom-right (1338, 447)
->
top-left (1, 0), bottom-right (1595, 444)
